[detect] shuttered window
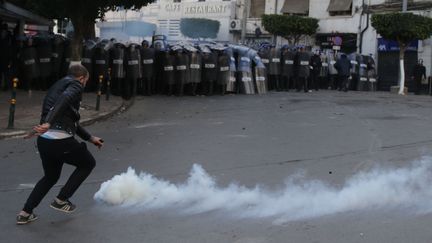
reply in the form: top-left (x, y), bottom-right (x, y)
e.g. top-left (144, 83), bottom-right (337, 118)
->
top-left (280, 0), bottom-right (309, 16)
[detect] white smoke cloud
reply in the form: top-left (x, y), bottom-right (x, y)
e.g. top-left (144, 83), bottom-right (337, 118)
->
top-left (94, 157), bottom-right (432, 221)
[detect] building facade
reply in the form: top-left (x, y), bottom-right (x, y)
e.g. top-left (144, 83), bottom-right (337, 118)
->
top-left (97, 0), bottom-right (432, 91)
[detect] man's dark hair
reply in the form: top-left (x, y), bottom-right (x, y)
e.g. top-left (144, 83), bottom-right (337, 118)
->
top-left (68, 64), bottom-right (89, 78)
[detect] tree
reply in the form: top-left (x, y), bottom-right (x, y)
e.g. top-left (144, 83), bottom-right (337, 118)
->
top-left (372, 12), bottom-right (432, 95)
top-left (261, 14), bottom-right (318, 45)
top-left (180, 18), bottom-right (220, 40)
top-left (9, 0), bottom-right (154, 60)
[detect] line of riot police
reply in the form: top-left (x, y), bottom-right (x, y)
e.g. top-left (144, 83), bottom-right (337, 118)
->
top-left (0, 30), bottom-right (72, 92)
top-left (79, 39), bottom-right (270, 99)
top-left (2, 30), bottom-right (377, 97)
top-left (257, 44), bottom-right (377, 92)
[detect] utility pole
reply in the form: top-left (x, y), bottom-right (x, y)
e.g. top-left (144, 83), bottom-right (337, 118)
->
top-left (402, 0), bottom-right (408, 12)
top-left (273, 0), bottom-right (278, 45)
top-left (241, 0), bottom-right (250, 43)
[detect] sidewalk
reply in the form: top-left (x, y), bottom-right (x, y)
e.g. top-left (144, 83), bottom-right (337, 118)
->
top-left (0, 90), bottom-right (129, 139)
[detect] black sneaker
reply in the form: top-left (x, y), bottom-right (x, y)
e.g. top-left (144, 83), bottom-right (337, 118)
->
top-left (50, 199), bottom-right (76, 213)
top-left (16, 213), bottom-right (38, 225)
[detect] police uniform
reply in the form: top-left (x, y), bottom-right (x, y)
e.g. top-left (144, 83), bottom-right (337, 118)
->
top-left (202, 51), bottom-right (218, 95)
top-left (310, 53), bottom-right (322, 91)
top-left (35, 37), bottom-right (53, 90)
top-left (18, 40), bottom-right (39, 91)
top-left (348, 53), bottom-right (360, 90)
top-left (51, 36), bottom-right (64, 81)
top-left (61, 39), bottom-right (72, 78)
top-left (188, 50), bottom-right (202, 96)
top-left (109, 43), bottom-right (125, 96)
top-left (124, 44), bottom-right (141, 99)
top-left (140, 41), bottom-right (155, 95)
top-left (175, 49), bottom-right (189, 96)
top-left (81, 41), bottom-right (95, 90)
top-left (281, 49), bottom-right (295, 91)
top-left (163, 51), bottom-right (176, 95)
top-left (295, 50), bottom-right (311, 92)
top-left (268, 47), bottom-right (281, 91)
top-left (217, 50), bottom-right (230, 95)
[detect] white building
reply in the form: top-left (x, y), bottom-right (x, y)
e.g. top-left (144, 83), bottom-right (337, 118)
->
top-left (97, 0), bottom-right (237, 43)
top-left (97, 0), bottom-right (432, 91)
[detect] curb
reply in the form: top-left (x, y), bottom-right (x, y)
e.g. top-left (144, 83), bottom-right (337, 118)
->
top-left (0, 98), bottom-right (134, 140)
top-left (80, 98), bottom-right (135, 126)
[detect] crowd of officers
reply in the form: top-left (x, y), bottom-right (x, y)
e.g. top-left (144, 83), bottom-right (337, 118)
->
top-left (0, 23), bottom-right (378, 98)
top-left (259, 45), bottom-right (377, 93)
top-left (0, 24), bottom-right (72, 92)
top-left (79, 41), bottom-right (378, 98)
top-left (80, 40), bottom-right (238, 99)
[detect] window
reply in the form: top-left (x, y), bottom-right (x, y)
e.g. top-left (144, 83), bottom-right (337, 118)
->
top-left (280, 0), bottom-right (309, 16)
top-left (249, 0), bottom-right (265, 18)
top-left (327, 0), bottom-right (352, 16)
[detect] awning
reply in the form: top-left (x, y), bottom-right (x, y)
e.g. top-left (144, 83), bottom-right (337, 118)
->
top-left (280, 0), bottom-right (309, 15)
top-left (250, 0), bottom-right (265, 18)
top-left (0, 1), bottom-right (54, 26)
top-left (327, 0), bottom-right (353, 12)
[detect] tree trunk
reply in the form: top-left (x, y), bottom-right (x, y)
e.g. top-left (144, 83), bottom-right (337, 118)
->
top-left (398, 44), bottom-right (407, 95)
top-left (70, 17), bottom-right (96, 61)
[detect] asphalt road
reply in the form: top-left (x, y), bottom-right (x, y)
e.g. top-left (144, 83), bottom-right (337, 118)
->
top-left (2, 90), bottom-right (432, 243)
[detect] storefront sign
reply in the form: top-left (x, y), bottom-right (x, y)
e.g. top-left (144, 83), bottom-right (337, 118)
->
top-left (377, 38), bottom-right (418, 52)
top-left (162, 1), bottom-right (232, 17)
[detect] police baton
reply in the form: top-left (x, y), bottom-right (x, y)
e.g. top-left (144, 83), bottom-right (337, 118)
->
top-left (7, 78), bottom-right (18, 129)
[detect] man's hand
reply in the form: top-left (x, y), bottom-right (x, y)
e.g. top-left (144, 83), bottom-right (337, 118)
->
top-left (90, 136), bottom-right (104, 149)
top-left (24, 123), bottom-right (50, 139)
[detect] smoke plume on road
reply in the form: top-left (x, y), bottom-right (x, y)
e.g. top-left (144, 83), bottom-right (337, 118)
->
top-left (94, 157), bottom-right (432, 221)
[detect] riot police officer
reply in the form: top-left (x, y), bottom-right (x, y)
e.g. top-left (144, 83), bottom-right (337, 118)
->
top-left (109, 42), bottom-right (125, 96)
top-left (140, 40), bottom-right (155, 95)
top-left (163, 50), bottom-right (176, 96)
top-left (319, 52), bottom-right (329, 89)
top-left (327, 51), bottom-right (338, 90)
top-left (51, 35), bottom-right (64, 81)
top-left (61, 39), bottom-right (72, 77)
top-left (334, 54), bottom-right (351, 92)
top-left (201, 48), bottom-right (218, 95)
top-left (35, 36), bottom-right (53, 90)
top-left (188, 48), bottom-right (202, 96)
top-left (81, 40), bottom-right (95, 91)
top-left (0, 23), bottom-right (12, 90)
top-left (348, 53), bottom-right (360, 91)
top-left (258, 45), bottom-right (270, 82)
top-left (281, 47), bottom-right (295, 91)
top-left (92, 41), bottom-right (109, 93)
top-left (217, 49), bottom-right (230, 95)
top-left (295, 47), bottom-right (311, 92)
top-left (366, 55), bottom-right (377, 91)
top-left (358, 55), bottom-right (368, 91)
top-left (268, 45), bottom-right (281, 91)
top-left (18, 38), bottom-right (39, 92)
top-left (174, 47), bottom-right (189, 96)
top-left (124, 43), bottom-right (141, 99)
top-left (310, 50), bottom-right (322, 91)
top-left (225, 47), bottom-right (237, 93)
top-left (236, 46), bottom-right (254, 94)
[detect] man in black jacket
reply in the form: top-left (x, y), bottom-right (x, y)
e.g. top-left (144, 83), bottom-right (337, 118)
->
top-left (16, 64), bottom-right (104, 225)
top-left (334, 54), bottom-right (351, 92)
